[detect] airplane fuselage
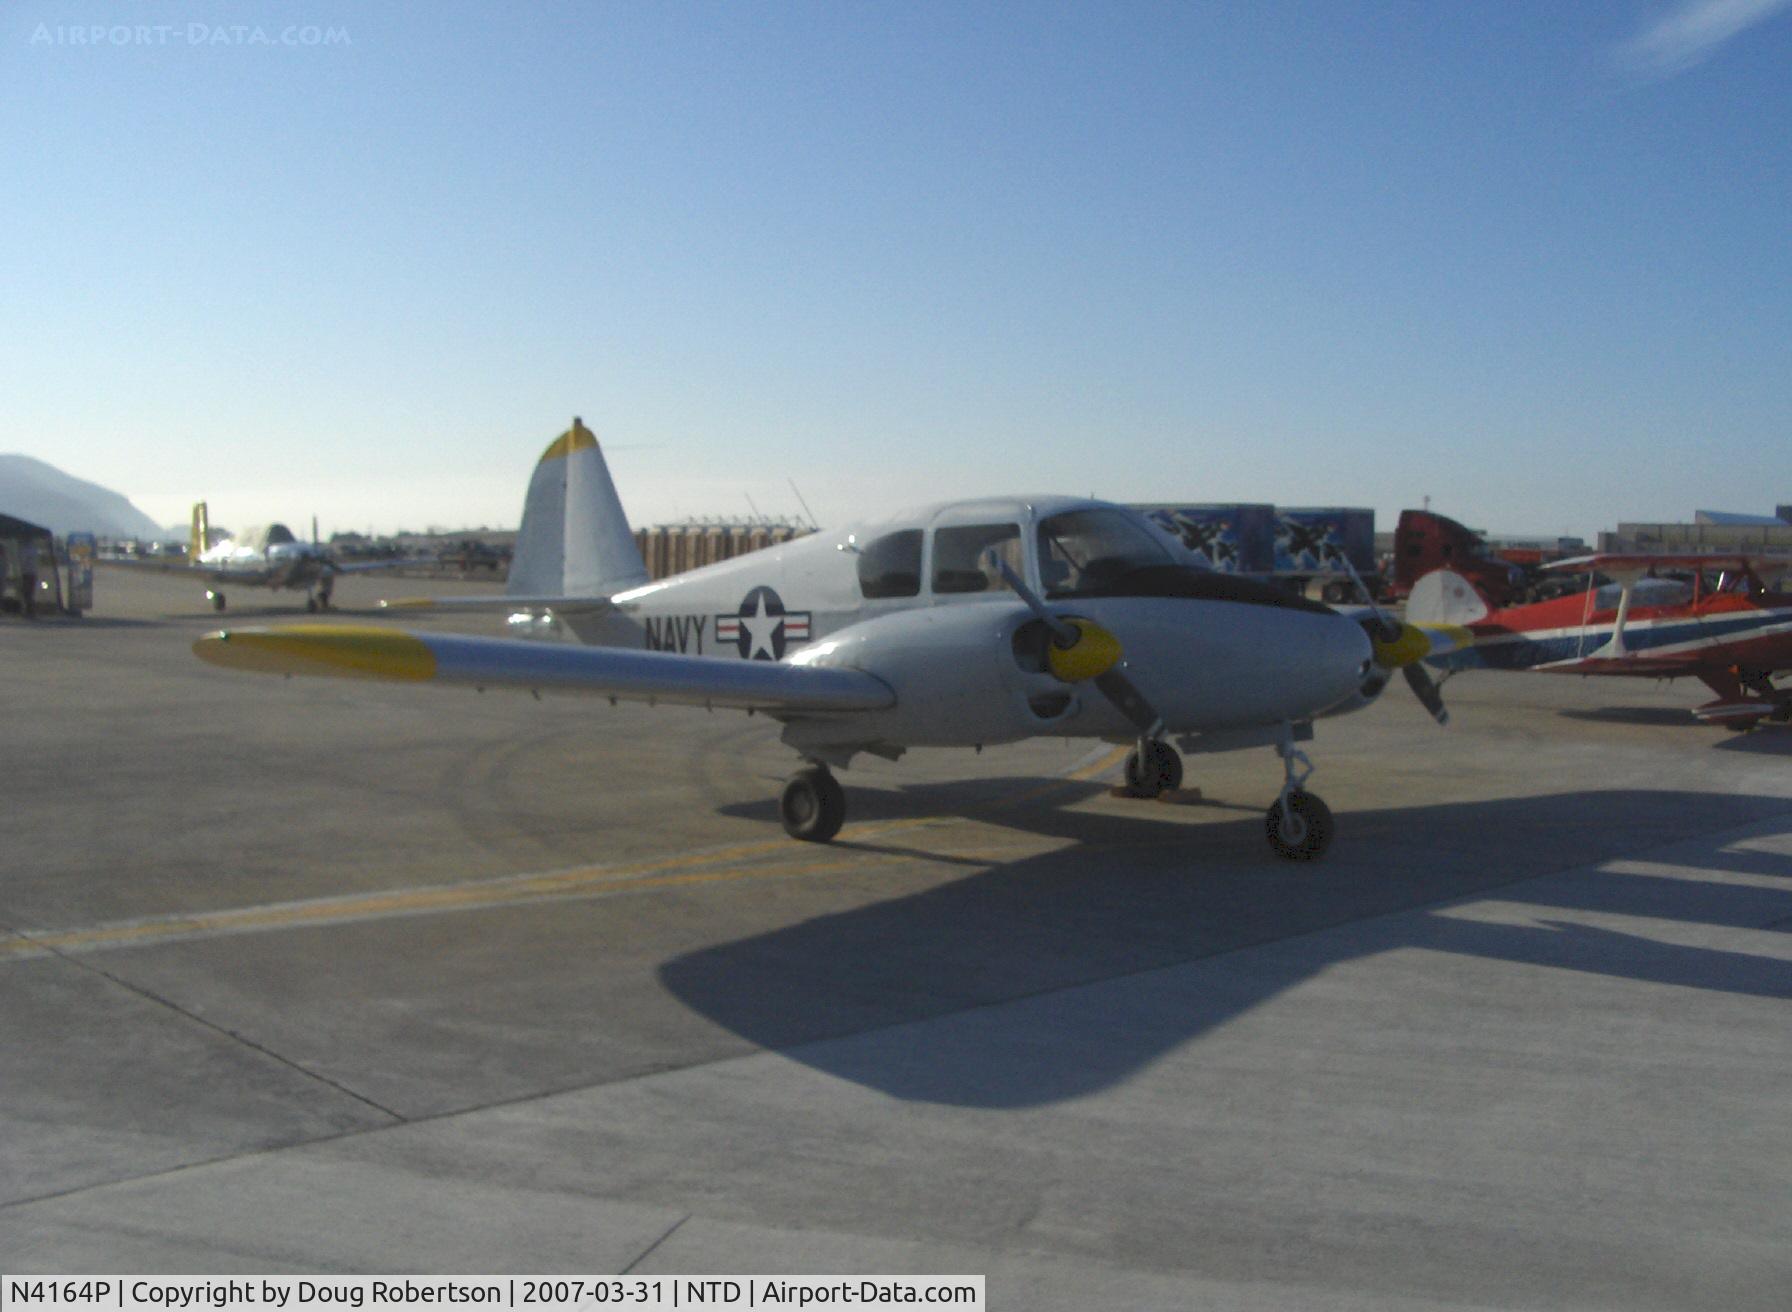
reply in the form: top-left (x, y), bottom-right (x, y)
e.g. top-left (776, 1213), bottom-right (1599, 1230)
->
top-left (511, 495), bottom-right (1375, 749)
top-left (198, 529), bottom-right (332, 592)
top-left (1440, 587), bottom-right (1792, 677)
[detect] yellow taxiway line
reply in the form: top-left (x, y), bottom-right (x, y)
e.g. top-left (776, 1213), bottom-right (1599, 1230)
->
top-left (2, 746), bottom-right (1132, 964)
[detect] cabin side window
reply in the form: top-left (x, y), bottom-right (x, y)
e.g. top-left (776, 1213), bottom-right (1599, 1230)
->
top-left (931, 524), bottom-right (1022, 594)
top-left (856, 529), bottom-right (923, 599)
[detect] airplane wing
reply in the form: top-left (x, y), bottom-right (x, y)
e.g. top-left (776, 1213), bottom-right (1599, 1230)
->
top-left (192, 625), bottom-right (894, 714)
top-left (1543, 552), bottom-right (1792, 574)
top-left (327, 557), bottom-right (434, 575)
top-left (101, 556), bottom-right (283, 586)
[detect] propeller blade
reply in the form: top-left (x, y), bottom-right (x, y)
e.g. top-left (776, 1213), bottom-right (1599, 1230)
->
top-left (1402, 662), bottom-right (1449, 726)
top-left (1093, 665), bottom-right (1162, 734)
top-left (988, 554), bottom-right (1077, 646)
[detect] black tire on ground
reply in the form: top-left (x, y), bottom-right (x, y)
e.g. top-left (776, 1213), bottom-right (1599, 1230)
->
top-left (779, 766), bottom-right (846, 843)
top-left (211, 592), bottom-right (227, 612)
top-left (1266, 790), bottom-right (1334, 860)
top-left (1123, 740), bottom-right (1183, 796)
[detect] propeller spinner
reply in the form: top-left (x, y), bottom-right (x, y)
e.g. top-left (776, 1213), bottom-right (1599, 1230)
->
top-left (1340, 556), bottom-right (1461, 725)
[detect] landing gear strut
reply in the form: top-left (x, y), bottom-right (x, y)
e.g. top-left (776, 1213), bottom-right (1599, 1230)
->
top-left (780, 764), bottom-right (846, 843)
top-left (1123, 739), bottom-right (1183, 797)
top-left (1266, 730), bottom-right (1333, 860)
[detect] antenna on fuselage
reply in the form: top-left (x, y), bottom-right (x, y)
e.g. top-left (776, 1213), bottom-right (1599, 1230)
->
top-left (788, 479), bottom-right (820, 530)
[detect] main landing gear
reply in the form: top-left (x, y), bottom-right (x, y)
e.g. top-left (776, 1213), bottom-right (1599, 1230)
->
top-left (1119, 731), bottom-right (1332, 858)
top-left (206, 589), bottom-right (227, 612)
top-left (774, 733), bottom-right (1336, 860)
top-left (1123, 738), bottom-right (1182, 797)
top-left (780, 764), bottom-right (846, 843)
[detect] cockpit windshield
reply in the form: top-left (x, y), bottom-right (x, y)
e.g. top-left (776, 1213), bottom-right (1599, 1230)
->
top-left (1037, 509), bottom-right (1178, 597)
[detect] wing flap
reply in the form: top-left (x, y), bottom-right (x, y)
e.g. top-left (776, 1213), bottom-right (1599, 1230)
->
top-left (192, 625), bottom-right (893, 713)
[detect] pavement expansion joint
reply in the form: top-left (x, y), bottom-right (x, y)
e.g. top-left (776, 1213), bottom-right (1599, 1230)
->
top-left (618, 1214), bottom-right (692, 1274)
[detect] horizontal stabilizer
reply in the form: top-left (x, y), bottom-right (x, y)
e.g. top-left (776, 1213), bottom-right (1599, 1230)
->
top-left (379, 594), bottom-right (618, 612)
top-left (193, 625), bottom-right (894, 714)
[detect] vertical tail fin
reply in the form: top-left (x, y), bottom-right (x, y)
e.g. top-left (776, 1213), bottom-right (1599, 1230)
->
top-left (190, 502), bottom-right (209, 561)
top-left (507, 417), bottom-right (650, 598)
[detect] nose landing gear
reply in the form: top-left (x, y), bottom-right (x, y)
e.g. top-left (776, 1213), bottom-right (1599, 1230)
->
top-left (1266, 730), bottom-right (1333, 860)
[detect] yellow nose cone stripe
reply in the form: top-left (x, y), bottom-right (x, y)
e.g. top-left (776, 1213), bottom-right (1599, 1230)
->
top-left (1046, 618), bottom-right (1123, 683)
top-left (1372, 622), bottom-right (1433, 669)
top-left (193, 626), bottom-right (438, 682)
top-left (1413, 621), bottom-right (1475, 657)
top-left (1372, 620), bottom-right (1475, 669)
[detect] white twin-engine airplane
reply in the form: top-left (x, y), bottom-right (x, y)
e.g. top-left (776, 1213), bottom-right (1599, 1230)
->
top-left (194, 419), bottom-right (1465, 858)
top-left (115, 502), bottom-right (416, 613)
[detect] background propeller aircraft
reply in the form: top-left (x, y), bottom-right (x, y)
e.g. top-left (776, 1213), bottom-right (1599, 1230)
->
top-left (194, 420), bottom-right (1465, 858)
top-left (1408, 553), bottom-right (1792, 731)
top-left (128, 502), bottom-right (419, 612)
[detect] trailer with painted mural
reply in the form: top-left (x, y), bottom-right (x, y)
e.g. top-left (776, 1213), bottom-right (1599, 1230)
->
top-left (1136, 503), bottom-right (1278, 575)
top-left (1138, 503), bottom-right (1376, 600)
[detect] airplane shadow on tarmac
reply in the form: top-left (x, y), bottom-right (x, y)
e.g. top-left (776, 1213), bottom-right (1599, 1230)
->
top-left (661, 787), bottom-right (1792, 1108)
top-left (1559, 706), bottom-right (1792, 754)
top-left (1557, 706), bottom-right (1721, 728)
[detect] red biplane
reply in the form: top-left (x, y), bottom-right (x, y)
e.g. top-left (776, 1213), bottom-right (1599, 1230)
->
top-left (1406, 553), bottom-right (1792, 730)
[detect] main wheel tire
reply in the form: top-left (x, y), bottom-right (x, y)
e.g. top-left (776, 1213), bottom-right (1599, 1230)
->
top-left (211, 591), bottom-right (227, 612)
top-left (779, 767), bottom-right (846, 843)
top-left (1266, 790), bottom-right (1334, 860)
top-left (1124, 741), bottom-right (1183, 797)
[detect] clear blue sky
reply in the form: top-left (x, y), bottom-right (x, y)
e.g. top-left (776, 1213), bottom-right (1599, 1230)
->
top-left (4, 1), bottom-right (1788, 538)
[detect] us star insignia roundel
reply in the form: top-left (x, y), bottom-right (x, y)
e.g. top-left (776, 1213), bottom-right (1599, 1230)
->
top-left (715, 586), bottom-right (812, 660)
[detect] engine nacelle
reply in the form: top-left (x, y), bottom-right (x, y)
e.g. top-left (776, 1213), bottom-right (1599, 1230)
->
top-left (1316, 663), bottom-right (1391, 719)
top-left (788, 603), bottom-right (1093, 750)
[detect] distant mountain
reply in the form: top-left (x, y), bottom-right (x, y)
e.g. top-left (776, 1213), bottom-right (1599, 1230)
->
top-left (0, 454), bottom-right (165, 539)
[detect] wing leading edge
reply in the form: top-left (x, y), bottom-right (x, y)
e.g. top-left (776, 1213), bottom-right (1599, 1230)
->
top-left (191, 625), bottom-right (893, 714)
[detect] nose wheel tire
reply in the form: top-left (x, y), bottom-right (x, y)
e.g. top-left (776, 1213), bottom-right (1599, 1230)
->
top-left (780, 766), bottom-right (846, 843)
top-left (208, 591), bottom-right (227, 612)
top-left (1123, 740), bottom-right (1183, 797)
top-left (1266, 790), bottom-right (1333, 860)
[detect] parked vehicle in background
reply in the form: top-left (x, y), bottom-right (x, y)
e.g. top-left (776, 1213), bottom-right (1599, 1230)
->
top-left (1141, 504), bottom-right (1579, 606)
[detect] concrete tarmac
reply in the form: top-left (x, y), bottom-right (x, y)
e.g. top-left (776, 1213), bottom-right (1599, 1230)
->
top-left (2, 564), bottom-right (1789, 1308)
